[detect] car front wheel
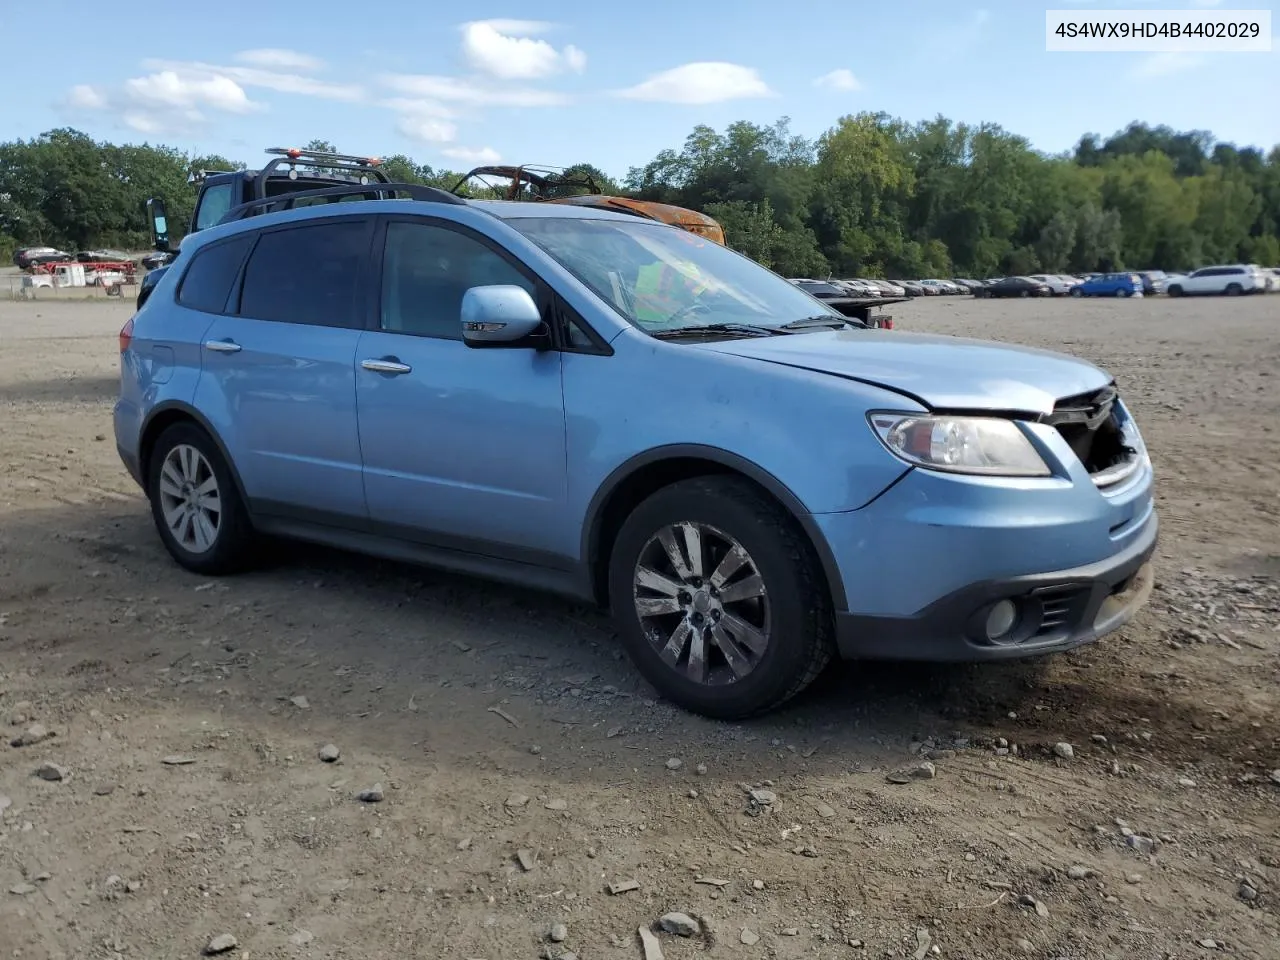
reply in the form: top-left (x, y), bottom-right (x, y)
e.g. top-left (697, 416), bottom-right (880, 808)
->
top-left (608, 476), bottom-right (833, 719)
top-left (147, 422), bottom-right (255, 575)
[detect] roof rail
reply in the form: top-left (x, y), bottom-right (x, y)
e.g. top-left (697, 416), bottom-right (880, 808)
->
top-left (216, 182), bottom-right (466, 225)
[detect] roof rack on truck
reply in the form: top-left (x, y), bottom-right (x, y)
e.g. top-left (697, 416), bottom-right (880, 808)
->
top-left (136, 146), bottom-right (398, 307)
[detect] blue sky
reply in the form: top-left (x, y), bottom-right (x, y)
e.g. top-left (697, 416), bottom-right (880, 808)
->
top-left (4, 0), bottom-right (1277, 178)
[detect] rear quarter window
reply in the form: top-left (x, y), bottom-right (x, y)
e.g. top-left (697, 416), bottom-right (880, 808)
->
top-left (176, 235), bottom-right (254, 314)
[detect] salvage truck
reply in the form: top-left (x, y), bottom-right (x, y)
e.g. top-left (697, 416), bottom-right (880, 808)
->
top-left (138, 150), bottom-right (732, 309)
top-left (137, 146), bottom-right (397, 308)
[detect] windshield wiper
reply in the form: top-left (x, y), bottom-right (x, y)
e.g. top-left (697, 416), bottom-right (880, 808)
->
top-left (780, 315), bottom-right (860, 330)
top-left (649, 322), bottom-right (791, 340)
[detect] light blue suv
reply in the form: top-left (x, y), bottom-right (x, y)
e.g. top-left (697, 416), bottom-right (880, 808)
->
top-left (114, 190), bottom-right (1158, 719)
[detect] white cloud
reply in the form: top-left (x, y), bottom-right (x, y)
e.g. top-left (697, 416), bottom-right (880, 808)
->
top-left (813, 68), bottom-right (862, 92)
top-left (121, 112), bottom-right (165, 134)
top-left (66, 84), bottom-right (107, 109)
top-left (564, 45), bottom-right (588, 73)
top-left (140, 58), bottom-right (363, 102)
top-left (616, 62), bottom-right (773, 104)
top-left (396, 115), bottom-right (458, 144)
top-left (124, 71), bottom-right (260, 114)
top-left (472, 19), bottom-right (551, 35)
top-left (459, 19), bottom-right (587, 79)
top-left (380, 73), bottom-right (569, 107)
top-left (62, 68), bottom-right (263, 136)
top-left (442, 146), bottom-right (501, 165)
top-left (235, 48), bottom-right (325, 72)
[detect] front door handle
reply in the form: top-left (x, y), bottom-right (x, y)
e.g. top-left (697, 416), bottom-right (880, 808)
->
top-left (361, 357), bottom-right (412, 375)
top-left (204, 339), bottom-right (242, 353)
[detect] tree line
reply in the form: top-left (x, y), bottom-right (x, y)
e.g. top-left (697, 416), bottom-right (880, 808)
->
top-left (3, 117), bottom-right (1278, 279)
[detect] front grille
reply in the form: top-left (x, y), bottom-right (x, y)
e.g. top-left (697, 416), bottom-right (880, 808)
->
top-left (1043, 385), bottom-right (1137, 488)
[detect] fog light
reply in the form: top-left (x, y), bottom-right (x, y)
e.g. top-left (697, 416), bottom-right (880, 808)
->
top-left (985, 600), bottom-right (1018, 640)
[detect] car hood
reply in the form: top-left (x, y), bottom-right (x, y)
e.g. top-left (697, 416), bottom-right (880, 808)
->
top-left (693, 329), bottom-right (1111, 415)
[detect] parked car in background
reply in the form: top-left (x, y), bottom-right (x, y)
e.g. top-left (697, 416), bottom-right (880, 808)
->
top-left (1166, 264), bottom-right (1269, 296)
top-left (863, 279), bottom-right (906, 297)
top-left (12, 246), bottom-right (73, 269)
top-left (951, 278), bottom-right (983, 293)
top-left (1133, 271), bottom-right (1168, 295)
top-left (1069, 273), bottom-right (1143, 298)
top-left (1266, 267), bottom-right (1280, 292)
top-left (896, 280), bottom-right (927, 297)
top-left (834, 279), bottom-right (881, 297)
top-left (1028, 274), bottom-right (1074, 296)
top-left (975, 276), bottom-right (1053, 298)
top-left (114, 194), bottom-right (1157, 720)
top-left (76, 249), bottom-right (135, 264)
top-left (921, 280), bottom-right (962, 295)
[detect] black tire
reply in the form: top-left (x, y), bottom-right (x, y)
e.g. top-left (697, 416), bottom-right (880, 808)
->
top-left (1167, 285), bottom-right (1183, 297)
top-left (607, 476), bottom-right (834, 719)
top-left (147, 421), bottom-right (255, 575)
top-left (1225, 283), bottom-right (1242, 296)
top-left (1070, 288), bottom-right (1083, 298)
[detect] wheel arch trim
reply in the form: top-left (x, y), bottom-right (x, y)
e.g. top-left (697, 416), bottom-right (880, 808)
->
top-left (582, 443), bottom-right (849, 611)
top-left (139, 401), bottom-right (251, 509)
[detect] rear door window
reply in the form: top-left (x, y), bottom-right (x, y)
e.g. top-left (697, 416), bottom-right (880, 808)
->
top-left (177, 235), bottom-right (254, 314)
top-left (238, 219), bottom-right (370, 328)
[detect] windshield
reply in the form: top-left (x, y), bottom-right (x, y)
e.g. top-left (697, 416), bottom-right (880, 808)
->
top-left (506, 217), bottom-right (842, 332)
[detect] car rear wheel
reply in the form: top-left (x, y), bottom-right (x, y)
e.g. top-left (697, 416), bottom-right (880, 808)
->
top-left (608, 476), bottom-right (833, 719)
top-left (1225, 283), bottom-right (1242, 296)
top-left (1167, 285), bottom-right (1183, 297)
top-left (147, 422), bottom-right (255, 575)
top-left (1115, 288), bottom-right (1129, 298)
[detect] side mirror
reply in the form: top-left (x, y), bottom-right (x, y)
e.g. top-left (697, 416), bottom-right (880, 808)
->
top-left (146, 197), bottom-right (170, 252)
top-left (460, 285), bottom-right (544, 347)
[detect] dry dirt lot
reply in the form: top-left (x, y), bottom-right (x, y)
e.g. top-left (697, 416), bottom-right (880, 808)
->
top-left (1, 293), bottom-right (1278, 960)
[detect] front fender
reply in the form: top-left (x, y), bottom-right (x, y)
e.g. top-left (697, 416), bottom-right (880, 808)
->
top-left (564, 336), bottom-right (920, 520)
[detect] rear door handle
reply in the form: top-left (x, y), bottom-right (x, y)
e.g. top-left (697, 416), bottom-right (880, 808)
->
top-left (361, 357), bottom-right (412, 375)
top-left (204, 339), bottom-right (242, 353)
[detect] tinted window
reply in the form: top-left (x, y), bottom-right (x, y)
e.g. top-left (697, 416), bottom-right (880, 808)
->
top-left (194, 183), bottom-right (235, 231)
top-left (177, 235), bottom-right (253, 314)
top-left (239, 220), bottom-right (368, 327)
top-left (380, 221), bottom-right (536, 339)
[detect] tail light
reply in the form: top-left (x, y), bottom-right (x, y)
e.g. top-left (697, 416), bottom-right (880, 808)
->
top-left (119, 316), bottom-right (134, 352)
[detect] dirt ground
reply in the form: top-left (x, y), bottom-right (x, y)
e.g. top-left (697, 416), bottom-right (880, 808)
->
top-left (1, 293), bottom-right (1277, 960)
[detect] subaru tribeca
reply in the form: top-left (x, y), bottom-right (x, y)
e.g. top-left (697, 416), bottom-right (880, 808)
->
top-left (114, 194), bottom-right (1157, 719)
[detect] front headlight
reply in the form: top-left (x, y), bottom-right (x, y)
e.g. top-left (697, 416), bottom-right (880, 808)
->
top-left (868, 413), bottom-right (1052, 477)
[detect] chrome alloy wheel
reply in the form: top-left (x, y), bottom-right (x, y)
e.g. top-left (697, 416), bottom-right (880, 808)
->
top-left (158, 444), bottom-right (222, 553)
top-left (632, 522), bottom-right (770, 685)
